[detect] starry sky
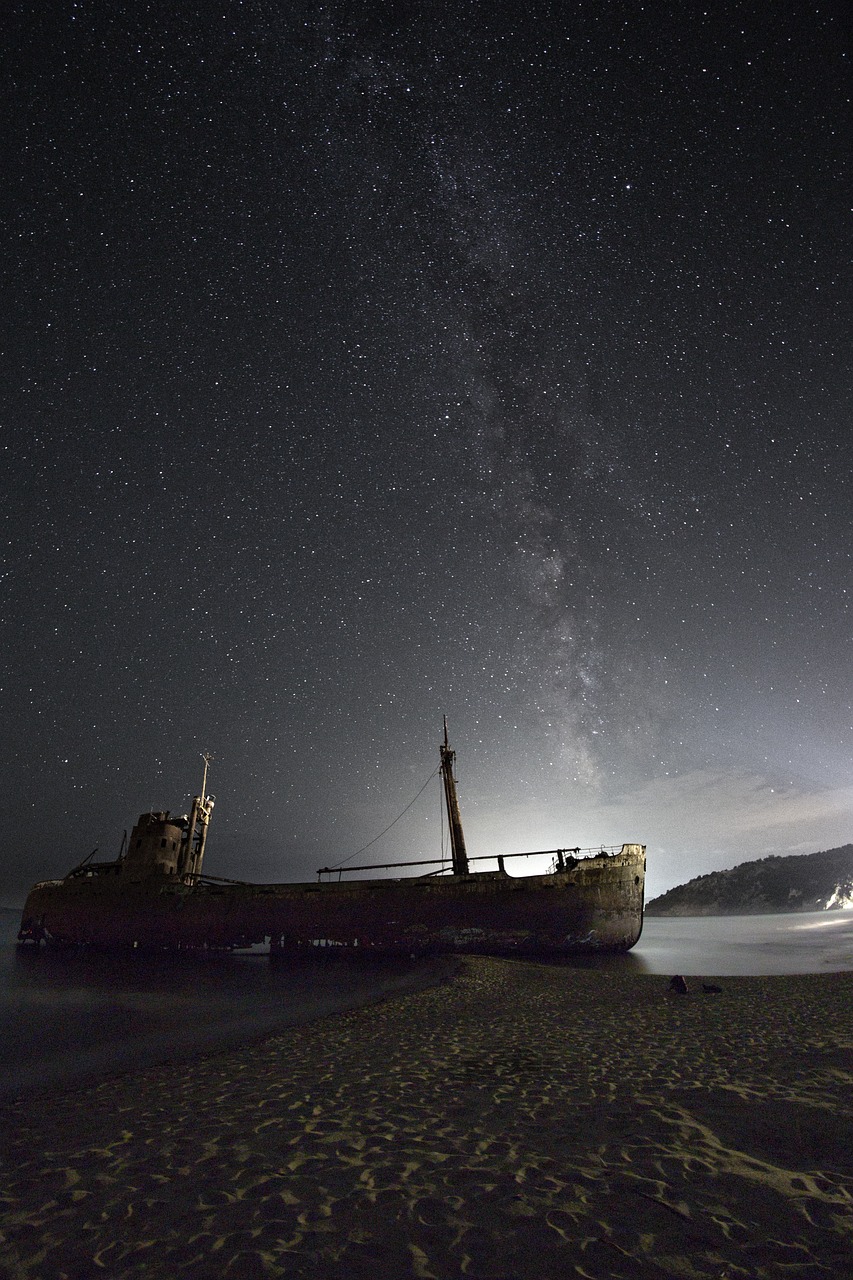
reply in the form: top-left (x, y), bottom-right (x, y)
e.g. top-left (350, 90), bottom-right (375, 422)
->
top-left (2, 0), bottom-right (850, 906)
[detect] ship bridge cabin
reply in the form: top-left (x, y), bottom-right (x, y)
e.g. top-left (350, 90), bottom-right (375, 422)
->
top-left (120, 787), bottom-right (213, 883)
top-left (122, 811), bottom-right (186, 879)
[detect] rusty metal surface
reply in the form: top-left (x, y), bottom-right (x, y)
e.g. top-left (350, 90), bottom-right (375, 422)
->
top-left (19, 845), bottom-right (646, 956)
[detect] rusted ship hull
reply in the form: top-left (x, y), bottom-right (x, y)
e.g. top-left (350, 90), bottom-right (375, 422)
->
top-left (20, 845), bottom-right (645, 956)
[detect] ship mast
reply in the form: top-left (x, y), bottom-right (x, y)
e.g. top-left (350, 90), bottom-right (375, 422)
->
top-left (440, 717), bottom-right (469, 876)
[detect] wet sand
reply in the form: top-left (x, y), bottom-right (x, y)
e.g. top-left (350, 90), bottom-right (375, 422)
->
top-left (0, 957), bottom-right (850, 1279)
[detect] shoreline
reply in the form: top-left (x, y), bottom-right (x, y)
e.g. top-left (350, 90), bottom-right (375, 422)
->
top-left (1, 958), bottom-right (851, 1279)
top-left (0, 949), bottom-right (462, 1106)
top-left (645, 906), bottom-right (853, 917)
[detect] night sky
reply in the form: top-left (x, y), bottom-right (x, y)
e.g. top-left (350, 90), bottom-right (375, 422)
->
top-left (2, 1), bottom-right (850, 906)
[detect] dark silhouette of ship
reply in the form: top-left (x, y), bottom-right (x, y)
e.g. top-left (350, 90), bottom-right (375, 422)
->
top-left (18, 725), bottom-right (645, 956)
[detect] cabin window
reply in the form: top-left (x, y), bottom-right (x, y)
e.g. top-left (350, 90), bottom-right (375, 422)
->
top-left (136, 838), bottom-right (142, 848)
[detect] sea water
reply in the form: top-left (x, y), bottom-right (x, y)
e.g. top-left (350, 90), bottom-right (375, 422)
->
top-left (634, 909), bottom-right (853, 976)
top-left (0, 909), bottom-right (447, 1102)
top-left (1, 906), bottom-right (851, 1101)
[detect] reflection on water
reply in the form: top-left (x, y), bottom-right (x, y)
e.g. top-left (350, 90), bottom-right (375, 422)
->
top-left (2, 907), bottom-right (852, 1101)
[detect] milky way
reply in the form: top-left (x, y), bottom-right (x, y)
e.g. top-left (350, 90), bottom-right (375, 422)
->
top-left (2, 1), bottom-right (850, 901)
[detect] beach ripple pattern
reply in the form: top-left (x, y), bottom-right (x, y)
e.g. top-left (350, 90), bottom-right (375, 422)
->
top-left (0, 959), bottom-right (851, 1278)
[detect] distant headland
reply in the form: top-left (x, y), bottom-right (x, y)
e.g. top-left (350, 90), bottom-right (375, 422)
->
top-left (646, 844), bottom-right (853, 916)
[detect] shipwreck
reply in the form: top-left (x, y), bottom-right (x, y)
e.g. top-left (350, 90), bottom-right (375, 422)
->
top-left (18, 725), bottom-right (646, 956)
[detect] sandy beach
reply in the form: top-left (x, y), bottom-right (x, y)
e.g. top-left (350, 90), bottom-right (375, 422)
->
top-left (0, 956), bottom-right (850, 1279)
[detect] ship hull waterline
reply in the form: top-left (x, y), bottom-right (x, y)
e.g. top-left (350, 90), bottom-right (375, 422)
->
top-left (19, 845), bottom-right (646, 957)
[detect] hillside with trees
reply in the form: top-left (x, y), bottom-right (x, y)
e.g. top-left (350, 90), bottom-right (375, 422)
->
top-left (646, 844), bottom-right (853, 916)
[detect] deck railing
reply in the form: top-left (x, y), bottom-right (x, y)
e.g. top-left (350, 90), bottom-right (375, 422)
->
top-left (316, 846), bottom-right (624, 882)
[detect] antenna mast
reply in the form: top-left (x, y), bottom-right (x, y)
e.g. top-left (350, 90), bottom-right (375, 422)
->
top-left (200, 749), bottom-right (212, 803)
top-left (179, 750), bottom-right (215, 881)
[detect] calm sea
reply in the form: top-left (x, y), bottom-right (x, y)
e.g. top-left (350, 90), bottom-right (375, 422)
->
top-left (0, 910), bottom-right (452, 1102)
top-left (635, 909), bottom-right (853, 977)
top-left (1, 906), bottom-right (851, 1101)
